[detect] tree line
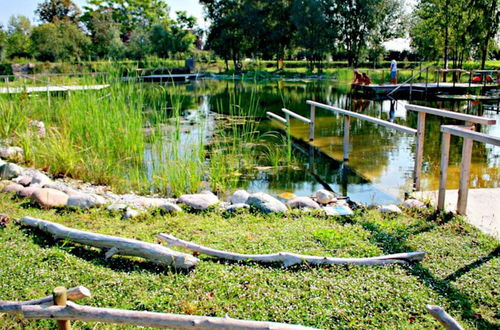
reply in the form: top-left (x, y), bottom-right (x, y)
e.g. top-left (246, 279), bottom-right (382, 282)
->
top-left (0, 0), bottom-right (498, 70)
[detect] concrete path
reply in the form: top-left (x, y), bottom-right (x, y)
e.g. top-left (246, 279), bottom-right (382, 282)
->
top-left (415, 188), bottom-right (500, 239)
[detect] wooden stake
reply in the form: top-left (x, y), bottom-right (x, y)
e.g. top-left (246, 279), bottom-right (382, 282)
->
top-left (414, 112), bottom-right (426, 191)
top-left (457, 137), bottom-right (473, 215)
top-left (438, 132), bottom-right (451, 210)
top-left (309, 105), bottom-right (315, 141)
top-left (343, 115), bottom-right (350, 161)
top-left (53, 287), bottom-right (71, 330)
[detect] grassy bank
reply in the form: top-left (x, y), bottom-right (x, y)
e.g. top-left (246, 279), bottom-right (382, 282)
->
top-left (0, 194), bottom-right (498, 329)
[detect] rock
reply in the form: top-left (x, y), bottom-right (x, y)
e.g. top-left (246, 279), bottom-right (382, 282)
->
top-left (0, 146), bottom-right (23, 161)
top-left (402, 199), bottom-right (426, 209)
top-left (67, 193), bottom-right (107, 209)
top-left (31, 188), bottom-right (69, 208)
top-left (0, 180), bottom-right (11, 191)
top-left (0, 163), bottom-right (24, 180)
top-left (29, 120), bottom-right (46, 137)
top-left (378, 205), bottom-right (402, 214)
top-left (2, 183), bottom-right (24, 194)
top-left (231, 189), bottom-right (250, 204)
top-left (178, 191), bottom-right (219, 210)
top-left (123, 208), bottom-right (140, 219)
top-left (107, 203), bottom-right (128, 211)
top-left (14, 175), bottom-right (32, 186)
top-left (286, 196), bottom-right (321, 209)
top-left (158, 202), bottom-right (182, 213)
top-left (30, 171), bottom-right (52, 187)
top-left (224, 203), bottom-right (250, 213)
top-left (323, 205), bottom-right (354, 216)
top-left (43, 182), bottom-right (80, 196)
top-left (0, 159), bottom-right (6, 167)
top-left (139, 197), bottom-right (173, 209)
top-left (247, 192), bottom-right (288, 214)
top-left (314, 189), bottom-right (337, 204)
top-left (17, 186), bottom-right (40, 198)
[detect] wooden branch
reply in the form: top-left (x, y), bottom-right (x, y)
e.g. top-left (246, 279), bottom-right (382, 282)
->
top-left (0, 286), bottom-right (90, 313)
top-left (157, 234), bottom-right (426, 267)
top-left (21, 302), bottom-right (316, 329)
top-left (20, 217), bottom-right (198, 269)
top-left (426, 305), bottom-right (464, 330)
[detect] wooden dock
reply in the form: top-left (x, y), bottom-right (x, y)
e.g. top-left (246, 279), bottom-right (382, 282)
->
top-left (140, 74), bottom-right (203, 82)
top-left (0, 84), bottom-right (110, 94)
top-left (353, 82), bottom-right (498, 96)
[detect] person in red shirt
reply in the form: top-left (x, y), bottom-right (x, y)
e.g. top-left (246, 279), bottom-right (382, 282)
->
top-left (362, 73), bottom-right (371, 85)
top-left (352, 69), bottom-right (362, 85)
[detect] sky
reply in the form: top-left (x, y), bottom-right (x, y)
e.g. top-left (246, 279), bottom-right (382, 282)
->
top-left (0, 0), bottom-right (410, 51)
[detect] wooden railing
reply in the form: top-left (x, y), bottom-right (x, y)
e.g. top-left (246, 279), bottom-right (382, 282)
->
top-left (438, 125), bottom-right (500, 215)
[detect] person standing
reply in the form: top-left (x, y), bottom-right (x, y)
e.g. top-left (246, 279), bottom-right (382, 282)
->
top-left (390, 59), bottom-right (398, 84)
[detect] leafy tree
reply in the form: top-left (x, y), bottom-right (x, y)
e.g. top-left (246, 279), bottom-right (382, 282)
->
top-left (5, 15), bottom-right (33, 58)
top-left (31, 22), bottom-right (90, 61)
top-left (126, 27), bottom-right (151, 59)
top-left (86, 0), bottom-right (171, 38)
top-left (471, 0), bottom-right (500, 69)
top-left (85, 11), bottom-right (125, 58)
top-left (35, 0), bottom-right (81, 23)
top-left (0, 25), bottom-right (6, 61)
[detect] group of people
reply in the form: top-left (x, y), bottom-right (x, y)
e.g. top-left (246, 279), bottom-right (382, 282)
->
top-left (352, 59), bottom-right (399, 86)
top-left (352, 70), bottom-right (372, 85)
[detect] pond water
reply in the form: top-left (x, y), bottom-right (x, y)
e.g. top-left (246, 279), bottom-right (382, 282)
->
top-left (157, 79), bottom-right (500, 205)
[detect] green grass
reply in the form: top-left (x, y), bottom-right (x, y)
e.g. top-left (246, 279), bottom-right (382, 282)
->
top-left (0, 194), bottom-right (498, 329)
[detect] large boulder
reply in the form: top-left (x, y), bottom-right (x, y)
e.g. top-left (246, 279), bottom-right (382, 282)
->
top-left (247, 192), bottom-right (287, 214)
top-left (286, 196), bottom-right (321, 210)
top-left (178, 191), bottom-right (219, 210)
top-left (123, 208), bottom-right (140, 219)
top-left (67, 193), bottom-right (107, 209)
top-left (2, 183), bottom-right (24, 194)
top-left (159, 202), bottom-right (182, 213)
top-left (0, 146), bottom-right (23, 161)
top-left (314, 189), bottom-right (337, 204)
top-left (323, 205), bottom-right (354, 216)
top-left (0, 163), bottom-right (24, 180)
top-left (30, 171), bottom-right (52, 187)
top-left (231, 190), bottom-right (250, 204)
top-left (17, 186), bottom-right (41, 198)
top-left (31, 188), bottom-right (69, 208)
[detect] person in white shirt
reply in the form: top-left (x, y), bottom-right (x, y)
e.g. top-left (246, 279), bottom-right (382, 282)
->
top-left (390, 59), bottom-right (397, 84)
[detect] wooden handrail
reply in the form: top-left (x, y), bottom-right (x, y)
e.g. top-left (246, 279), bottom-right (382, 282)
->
top-left (266, 111), bottom-right (287, 124)
top-left (306, 100), bottom-right (417, 135)
top-left (440, 125), bottom-right (500, 146)
top-left (406, 104), bottom-right (496, 125)
top-left (282, 108), bottom-right (312, 124)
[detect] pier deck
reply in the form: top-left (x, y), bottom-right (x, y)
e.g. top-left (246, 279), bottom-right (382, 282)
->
top-left (353, 82), bottom-right (498, 96)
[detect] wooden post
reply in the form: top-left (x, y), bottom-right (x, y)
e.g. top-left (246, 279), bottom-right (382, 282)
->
top-left (410, 70), bottom-right (413, 100)
top-left (309, 105), bottom-right (315, 141)
top-left (438, 132), bottom-right (451, 210)
top-left (457, 137), bottom-right (473, 215)
top-left (469, 70), bottom-right (472, 87)
top-left (414, 112), bottom-right (426, 191)
top-left (437, 70), bottom-right (440, 88)
top-left (53, 287), bottom-right (71, 330)
top-left (5, 77), bottom-right (9, 94)
top-left (381, 70), bottom-right (384, 84)
top-left (47, 76), bottom-right (51, 107)
top-left (343, 115), bottom-right (350, 161)
top-left (425, 67), bottom-right (429, 97)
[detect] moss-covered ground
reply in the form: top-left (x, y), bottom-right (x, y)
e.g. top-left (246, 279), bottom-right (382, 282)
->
top-left (0, 193), bottom-right (498, 329)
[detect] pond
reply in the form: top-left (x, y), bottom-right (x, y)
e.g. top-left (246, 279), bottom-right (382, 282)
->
top-left (156, 78), bottom-right (500, 205)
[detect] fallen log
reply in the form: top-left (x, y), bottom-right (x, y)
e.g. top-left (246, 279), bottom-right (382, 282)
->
top-left (157, 234), bottom-right (426, 267)
top-left (0, 286), bottom-right (91, 313)
top-left (20, 217), bottom-right (198, 269)
top-left (21, 302), bottom-right (317, 329)
top-left (426, 305), bottom-right (464, 330)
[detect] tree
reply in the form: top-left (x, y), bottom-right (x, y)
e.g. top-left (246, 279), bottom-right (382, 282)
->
top-left (85, 11), bottom-right (124, 58)
top-left (86, 0), bottom-right (171, 38)
top-left (471, 0), bottom-right (500, 69)
top-left (0, 25), bottom-right (6, 61)
top-left (35, 0), bottom-right (81, 23)
top-left (31, 22), bottom-right (90, 61)
top-left (5, 15), bottom-right (32, 58)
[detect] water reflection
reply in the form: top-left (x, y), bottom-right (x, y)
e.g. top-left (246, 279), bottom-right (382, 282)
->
top-left (154, 79), bottom-right (500, 205)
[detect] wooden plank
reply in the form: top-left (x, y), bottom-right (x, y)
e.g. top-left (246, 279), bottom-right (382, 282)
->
top-left (307, 100), bottom-right (417, 135)
top-left (438, 132), bottom-right (451, 210)
top-left (457, 137), bottom-right (473, 215)
top-left (343, 116), bottom-right (351, 161)
top-left (282, 108), bottom-right (312, 124)
top-left (441, 125), bottom-right (500, 146)
top-left (406, 104), bottom-right (496, 125)
top-left (266, 111), bottom-right (287, 124)
top-left (414, 112), bottom-right (426, 191)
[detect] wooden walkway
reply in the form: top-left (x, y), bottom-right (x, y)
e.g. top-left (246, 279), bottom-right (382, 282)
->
top-left (0, 84), bottom-right (110, 94)
top-left (353, 82), bottom-right (498, 96)
top-left (415, 188), bottom-right (500, 238)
